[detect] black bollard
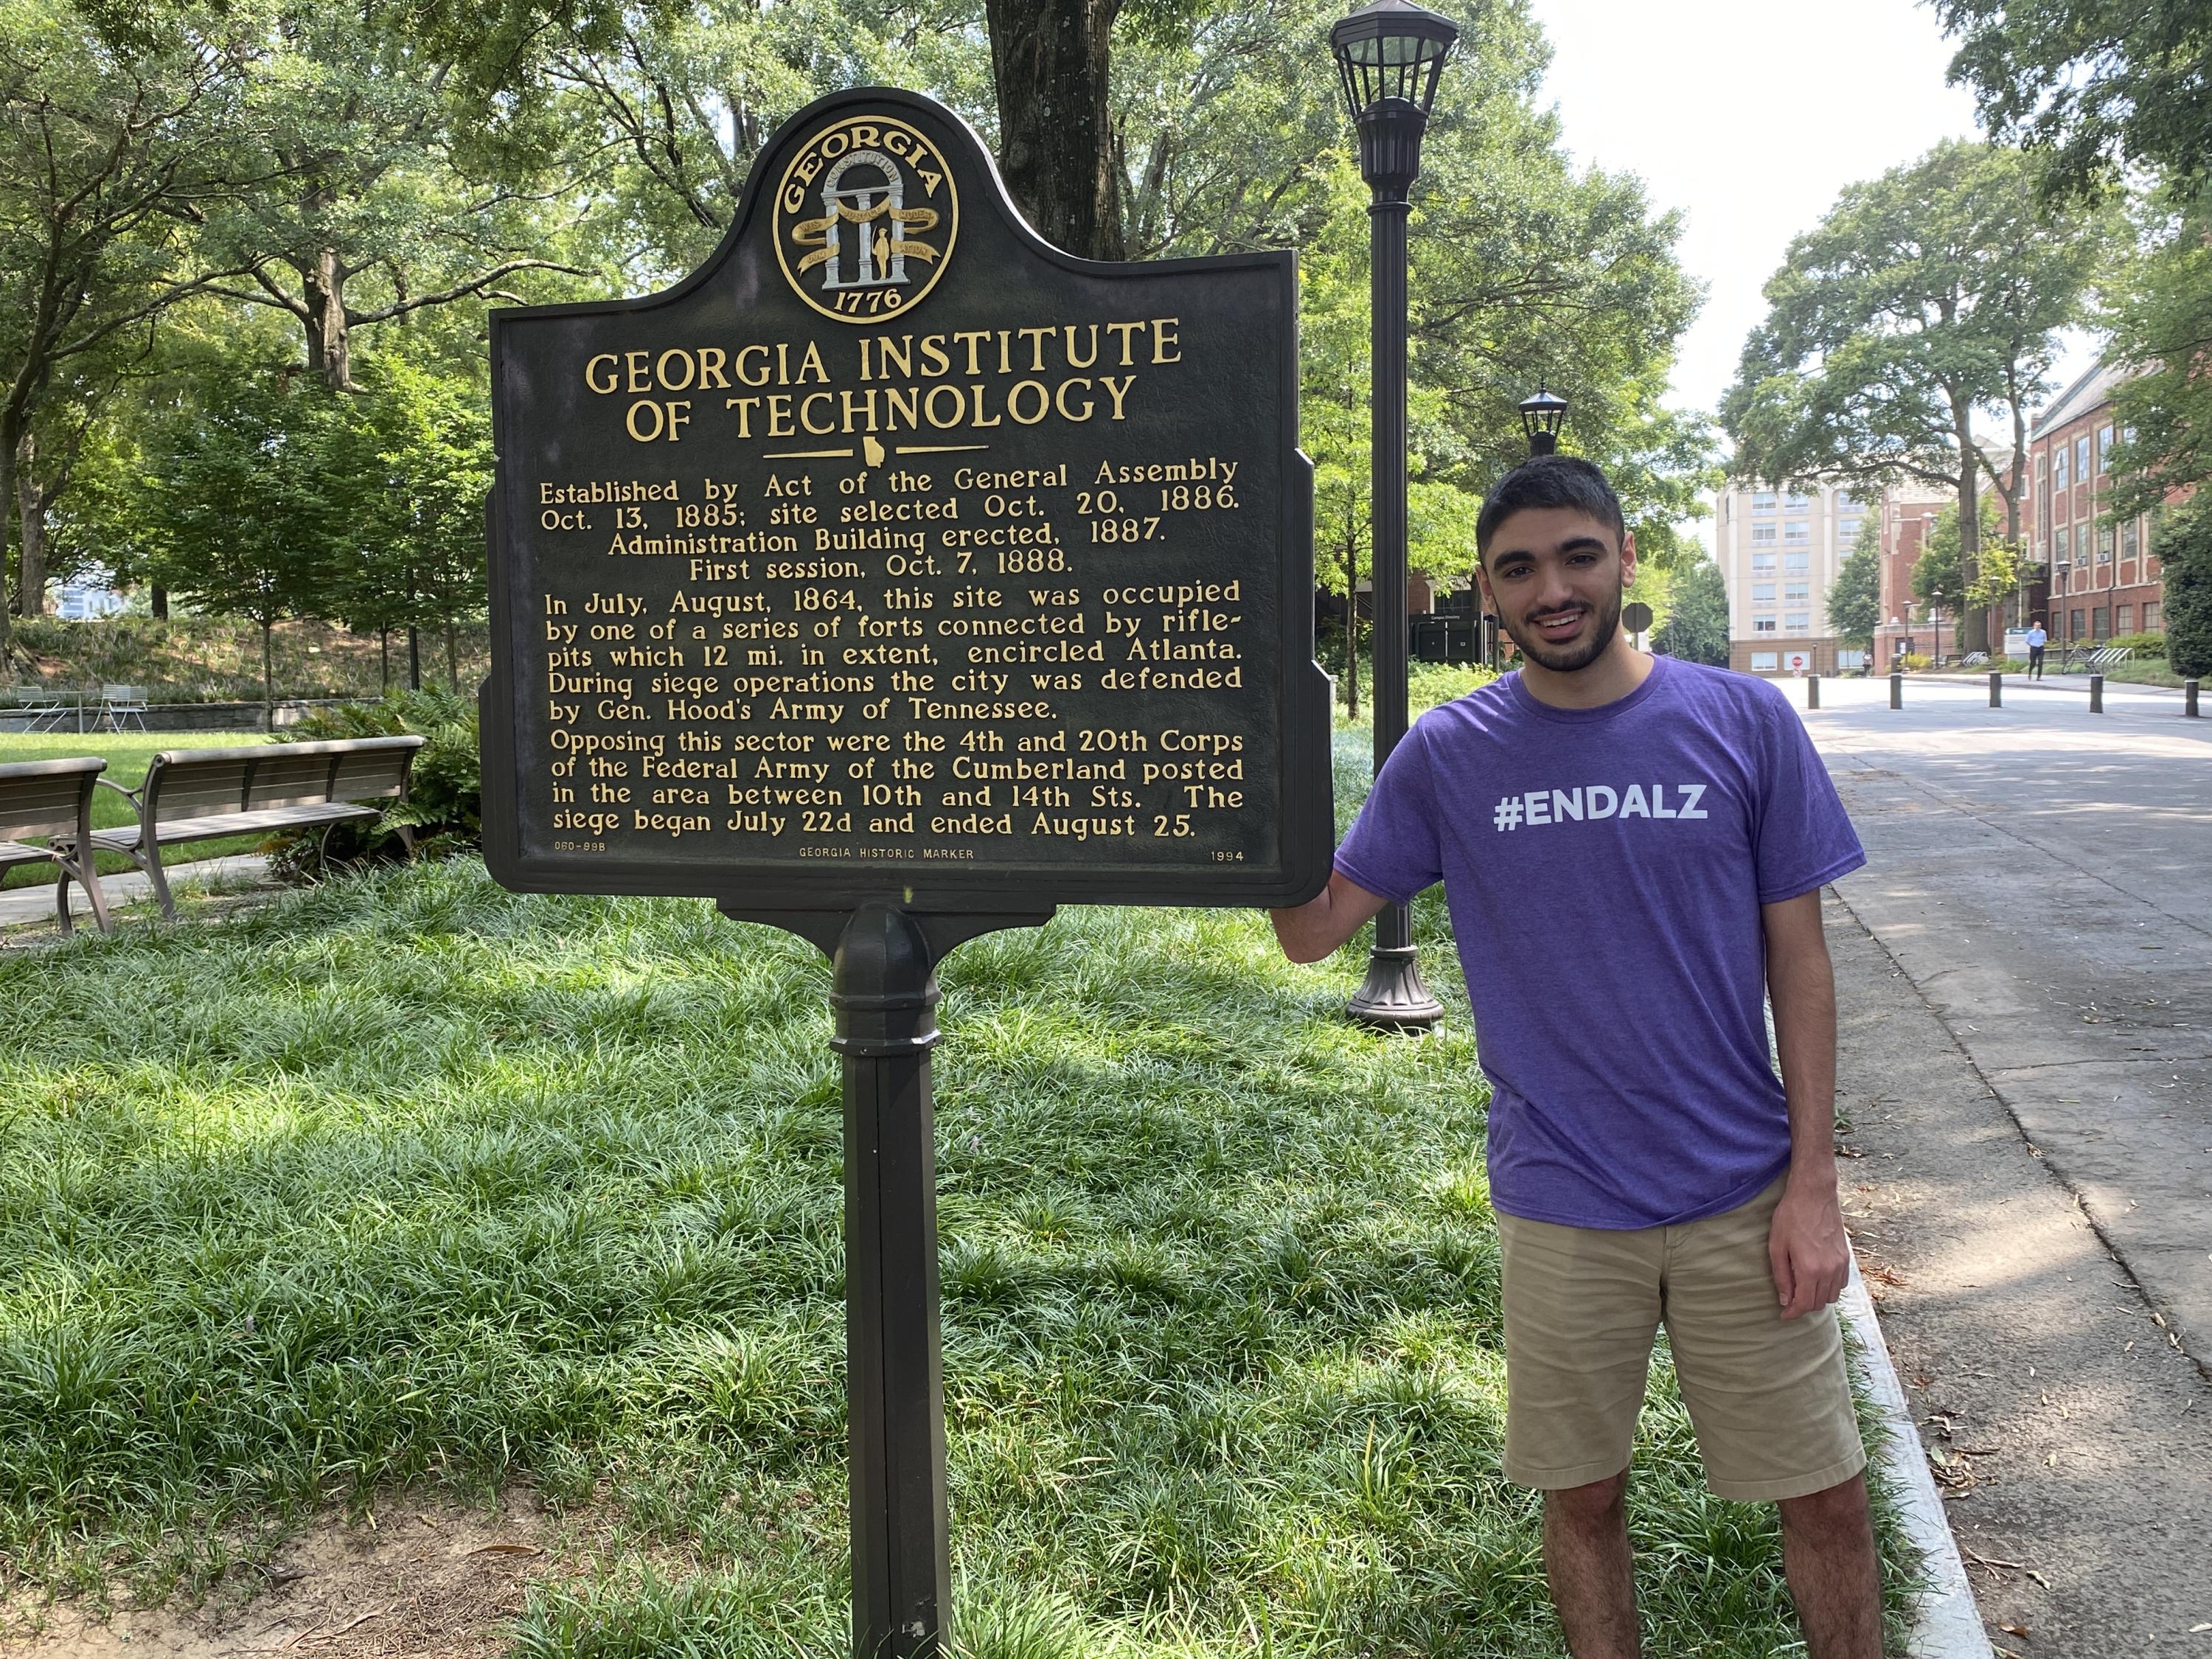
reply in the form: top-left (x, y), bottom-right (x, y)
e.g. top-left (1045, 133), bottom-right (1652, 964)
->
top-left (2188, 678), bottom-right (2200, 718)
top-left (2090, 672), bottom-right (2104, 714)
top-left (1889, 670), bottom-right (1902, 711)
top-left (1807, 672), bottom-right (1820, 710)
top-left (1989, 670), bottom-right (2002, 709)
top-left (832, 903), bottom-right (953, 1658)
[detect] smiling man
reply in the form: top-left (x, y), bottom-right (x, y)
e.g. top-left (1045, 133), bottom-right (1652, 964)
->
top-left (1272, 456), bottom-right (1881, 1658)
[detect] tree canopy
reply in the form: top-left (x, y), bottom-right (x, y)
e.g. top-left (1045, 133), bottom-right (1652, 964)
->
top-left (1827, 518), bottom-right (1882, 650)
top-left (1936, 0), bottom-right (2212, 199)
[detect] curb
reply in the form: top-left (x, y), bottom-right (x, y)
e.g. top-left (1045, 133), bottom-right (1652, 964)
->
top-left (1840, 1262), bottom-right (1991, 1658)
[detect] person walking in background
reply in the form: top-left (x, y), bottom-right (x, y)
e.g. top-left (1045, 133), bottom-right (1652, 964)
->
top-left (2026, 619), bottom-right (2048, 680)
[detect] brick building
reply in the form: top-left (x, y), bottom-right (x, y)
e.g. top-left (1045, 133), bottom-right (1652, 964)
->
top-left (1713, 480), bottom-right (1872, 674)
top-left (2025, 359), bottom-right (2165, 645)
top-left (1871, 483), bottom-right (1953, 665)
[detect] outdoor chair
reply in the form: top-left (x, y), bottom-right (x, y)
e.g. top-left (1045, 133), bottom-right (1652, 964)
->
top-left (97, 684), bottom-right (149, 731)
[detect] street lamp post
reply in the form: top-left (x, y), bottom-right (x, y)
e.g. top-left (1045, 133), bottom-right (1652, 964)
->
top-left (1929, 590), bottom-right (1944, 667)
top-left (1519, 386), bottom-right (1568, 456)
top-left (1331, 0), bottom-right (1457, 1031)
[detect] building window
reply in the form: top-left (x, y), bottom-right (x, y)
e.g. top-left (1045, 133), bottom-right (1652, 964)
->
top-left (2099, 425), bottom-right (2115, 473)
top-left (1752, 524), bottom-right (1777, 545)
top-left (1750, 651), bottom-right (1779, 670)
top-left (2123, 519), bottom-right (2139, 560)
top-left (1752, 552), bottom-right (1777, 572)
top-left (1784, 490), bottom-right (1811, 510)
top-left (1783, 521), bottom-right (1810, 544)
top-left (1784, 612), bottom-right (1810, 633)
top-left (1834, 491), bottom-right (1857, 511)
top-left (2146, 602), bottom-right (2163, 630)
top-left (1839, 518), bottom-right (1863, 546)
top-left (2075, 436), bottom-right (2091, 481)
top-left (2053, 447), bottom-right (2068, 490)
top-left (1837, 649), bottom-right (1867, 669)
top-left (1784, 582), bottom-right (1810, 603)
top-left (2093, 606), bottom-right (2110, 639)
top-left (1751, 582), bottom-right (1776, 602)
top-left (1754, 617), bottom-right (1778, 633)
top-left (2116, 604), bottom-right (2133, 633)
top-left (1752, 490), bottom-right (1777, 512)
top-left (1784, 551), bottom-right (1811, 572)
top-left (2098, 526), bottom-right (2114, 562)
top-left (2055, 526), bottom-right (2070, 563)
top-left (2070, 608), bottom-right (2086, 639)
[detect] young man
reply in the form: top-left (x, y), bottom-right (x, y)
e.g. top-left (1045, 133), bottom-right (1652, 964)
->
top-left (2026, 618), bottom-right (2048, 679)
top-left (1273, 456), bottom-right (1880, 1658)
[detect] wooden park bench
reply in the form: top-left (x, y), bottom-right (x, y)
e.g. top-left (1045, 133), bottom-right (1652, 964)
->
top-left (87, 736), bottom-right (426, 919)
top-left (0, 757), bottom-right (114, 934)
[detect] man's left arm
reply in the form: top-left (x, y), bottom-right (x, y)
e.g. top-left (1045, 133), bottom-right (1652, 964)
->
top-left (1762, 888), bottom-right (1851, 1320)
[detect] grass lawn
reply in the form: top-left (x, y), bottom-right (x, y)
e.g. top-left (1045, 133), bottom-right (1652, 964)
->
top-left (0, 731), bottom-right (275, 891)
top-left (0, 730), bottom-right (1913, 1655)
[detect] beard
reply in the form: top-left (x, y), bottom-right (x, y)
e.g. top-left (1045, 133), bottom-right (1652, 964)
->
top-left (1498, 580), bottom-right (1624, 673)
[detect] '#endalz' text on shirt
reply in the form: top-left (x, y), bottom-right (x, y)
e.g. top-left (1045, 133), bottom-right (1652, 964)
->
top-left (1492, 783), bottom-right (1708, 832)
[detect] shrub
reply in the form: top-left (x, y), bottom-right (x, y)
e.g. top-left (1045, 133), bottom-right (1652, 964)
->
top-left (2107, 630), bottom-right (2166, 657)
top-left (268, 686), bottom-right (481, 874)
top-left (1897, 653), bottom-right (1931, 672)
top-left (2166, 507), bottom-right (2212, 680)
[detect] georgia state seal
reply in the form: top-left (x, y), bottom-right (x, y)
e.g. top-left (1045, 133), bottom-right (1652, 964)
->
top-left (773, 116), bottom-right (958, 323)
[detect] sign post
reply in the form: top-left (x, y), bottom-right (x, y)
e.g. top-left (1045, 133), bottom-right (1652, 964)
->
top-left (480, 87), bottom-right (1331, 1656)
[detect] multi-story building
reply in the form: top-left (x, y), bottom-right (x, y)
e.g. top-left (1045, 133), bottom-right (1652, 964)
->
top-left (1713, 480), bottom-right (1872, 674)
top-left (1871, 483), bottom-right (1952, 665)
top-left (2025, 359), bottom-right (2165, 645)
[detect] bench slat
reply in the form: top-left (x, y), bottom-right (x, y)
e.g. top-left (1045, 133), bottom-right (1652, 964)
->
top-left (0, 838), bottom-right (61, 870)
top-left (0, 757), bottom-right (102, 842)
top-left (89, 801), bottom-right (380, 853)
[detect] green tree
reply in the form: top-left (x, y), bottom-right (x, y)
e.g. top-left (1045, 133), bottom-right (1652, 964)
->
top-left (1651, 556), bottom-right (1727, 667)
top-left (0, 0), bottom-right (258, 647)
top-left (2162, 505), bottom-right (2212, 679)
top-left (133, 364), bottom-right (344, 719)
top-left (1828, 518), bottom-right (1882, 650)
top-left (1722, 141), bottom-right (2101, 654)
top-left (2107, 192), bottom-right (2212, 513)
top-left (1936, 0), bottom-right (2212, 198)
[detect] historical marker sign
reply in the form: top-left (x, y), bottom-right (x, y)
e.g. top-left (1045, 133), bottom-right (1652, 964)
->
top-left (482, 86), bottom-right (1331, 915)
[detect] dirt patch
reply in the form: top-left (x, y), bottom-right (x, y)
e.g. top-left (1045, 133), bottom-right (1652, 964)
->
top-left (1, 1495), bottom-right (563, 1658)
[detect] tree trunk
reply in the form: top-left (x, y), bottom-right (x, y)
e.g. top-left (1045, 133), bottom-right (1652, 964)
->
top-left (262, 616), bottom-right (276, 731)
top-left (445, 610), bottom-right (457, 691)
top-left (380, 626), bottom-right (390, 691)
top-left (0, 411), bottom-right (16, 659)
top-left (304, 248), bottom-right (358, 393)
top-left (152, 586), bottom-right (169, 619)
top-left (13, 431), bottom-right (46, 618)
top-left (1340, 538), bottom-right (1361, 720)
top-left (984, 0), bottom-right (1126, 260)
top-left (1952, 405), bottom-right (1983, 660)
top-left (408, 625), bottom-right (420, 690)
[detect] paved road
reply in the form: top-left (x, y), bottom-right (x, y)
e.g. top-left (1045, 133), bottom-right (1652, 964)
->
top-left (1796, 672), bottom-right (2212, 1373)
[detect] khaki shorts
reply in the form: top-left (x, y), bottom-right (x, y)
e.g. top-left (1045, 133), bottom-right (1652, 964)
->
top-left (1497, 1178), bottom-right (1865, 1502)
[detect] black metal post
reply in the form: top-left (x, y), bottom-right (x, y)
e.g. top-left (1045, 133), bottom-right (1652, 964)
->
top-left (1346, 102), bottom-right (1441, 1031)
top-left (1889, 669), bottom-right (1902, 710)
top-left (2188, 678), bottom-right (2200, 717)
top-left (832, 903), bottom-right (952, 1658)
top-left (2090, 672), bottom-right (2104, 714)
top-left (1806, 672), bottom-right (1820, 710)
top-left (1990, 670), bottom-right (2002, 709)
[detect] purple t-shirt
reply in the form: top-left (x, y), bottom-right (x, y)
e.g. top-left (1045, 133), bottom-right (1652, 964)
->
top-left (1334, 656), bottom-right (1865, 1230)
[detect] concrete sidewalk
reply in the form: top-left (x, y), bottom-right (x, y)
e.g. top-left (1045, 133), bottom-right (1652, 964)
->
top-left (1798, 675), bottom-right (2212, 1374)
top-left (0, 853), bottom-right (272, 936)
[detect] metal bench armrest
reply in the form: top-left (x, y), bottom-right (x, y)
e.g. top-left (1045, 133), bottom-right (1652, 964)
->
top-left (94, 776), bottom-right (143, 807)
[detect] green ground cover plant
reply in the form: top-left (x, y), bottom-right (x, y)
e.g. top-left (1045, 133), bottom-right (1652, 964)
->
top-left (0, 731), bottom-right (273, 891)
top-left (0, 731), bottom-right (1911, 1655)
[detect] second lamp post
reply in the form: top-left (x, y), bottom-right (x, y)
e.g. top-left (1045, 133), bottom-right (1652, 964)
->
top-left (1331, 0), bottom-right (1457, 1030)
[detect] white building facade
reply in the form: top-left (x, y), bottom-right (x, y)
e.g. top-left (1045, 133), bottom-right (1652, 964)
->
top-left (1711, 480), bottom-right (1871, 675)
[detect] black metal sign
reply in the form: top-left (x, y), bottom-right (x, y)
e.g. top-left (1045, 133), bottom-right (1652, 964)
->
top-left (481, 86), bottom-right (1332, 1659)
top-left (481, 88), bottom-right (1331, 916)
